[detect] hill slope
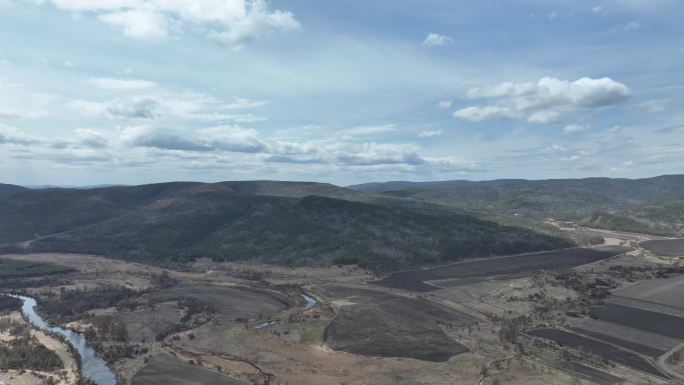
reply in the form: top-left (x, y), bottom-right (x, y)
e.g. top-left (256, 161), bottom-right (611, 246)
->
top-left (349, 175), bottom-right (684, 235)
top-left (0, 181), bottom-right (572, 272)
top-left (0, 183), bottom-right (29, 199)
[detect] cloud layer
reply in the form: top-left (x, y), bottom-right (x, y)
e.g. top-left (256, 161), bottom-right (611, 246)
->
top-left (27, 0), bottom-right (300, 49)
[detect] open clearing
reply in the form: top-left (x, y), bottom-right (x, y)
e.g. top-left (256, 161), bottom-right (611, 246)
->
top-left (131, 354), bottom-right (247, 385)
top-left (529, 328), bottom-right (666, 378)
top-left (317, 286), bottom-right (475, 361)
top-left (613, 274), bottom-right (684, 309)
top-left (640, 239), bottom-right (684, 256)
top-left (589, 304), bottom-right (684, 339)
top-left (371, 246), bottom-right (632, 292)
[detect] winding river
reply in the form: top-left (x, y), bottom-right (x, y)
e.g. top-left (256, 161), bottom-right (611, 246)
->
top-left (6, 294), bottom-right (117, 385)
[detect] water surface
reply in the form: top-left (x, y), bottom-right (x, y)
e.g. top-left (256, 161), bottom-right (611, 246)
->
top-left (7, 294), bottom-right (117, 385)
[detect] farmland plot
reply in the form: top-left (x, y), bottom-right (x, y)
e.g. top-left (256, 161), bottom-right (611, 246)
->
top-left (318, 286), bottom-right (476, 361)
top-left (371, 246), bottom-right (632, 292)
top-left (528, 328), bottom-right (666, 378)
top-left (148, 284), bottom-right (290, 319)
top-left (131, 354), bottom-right (247, 385)
top-left (641, 239), bottom-right (684, 256)
top-left (568, 318), bottom-right (679, 355)
top-left (613, 274), bottom-right (684, 309)
top-left (589, 304), bottom-right (684, 339)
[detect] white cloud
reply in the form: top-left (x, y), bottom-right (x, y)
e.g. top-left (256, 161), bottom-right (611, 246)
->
top-left (437, 100), bottom-right (452, 109)
top-left (207, 2), bottom-right (301, 50)
top-left (456, 77), bottom-right (631, 124)
top-left (99, 9), bottom-right (168, 40)
top-left (29, 0), bottom-right (300, 48)
top-left (422, 33), bottom-right (453, 47)
top-left (89, 77), bottom-right (157, 91)
top-left (418, 130), bottom-right (443, 138)
top-left (563, 123), bottom-right (589, 134)
top-left (198, 125), bottom-right (266, 152)
top-left (453, 106), bottom-right (519, 122)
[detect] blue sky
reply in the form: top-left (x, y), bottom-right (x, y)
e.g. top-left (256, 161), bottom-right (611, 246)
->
top-left (0, 0), bottom-right (682, 186)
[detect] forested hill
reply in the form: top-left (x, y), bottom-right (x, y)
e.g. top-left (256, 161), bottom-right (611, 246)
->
top-left (349, 175), bottom-right (684, 236)
top-left (0, 181), bottom-right (572, 272)
top-left (0, 183), bottom-right (28, 199)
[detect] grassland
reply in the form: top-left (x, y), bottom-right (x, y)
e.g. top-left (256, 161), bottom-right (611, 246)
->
top-left (0, 258), bottom-right (75, 278)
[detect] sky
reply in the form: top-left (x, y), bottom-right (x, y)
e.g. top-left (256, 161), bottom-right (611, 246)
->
top-left (0, 0), bottom-right (683, 186)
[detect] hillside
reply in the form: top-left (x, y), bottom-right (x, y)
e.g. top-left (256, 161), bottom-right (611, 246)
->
top-left (349, 175), bottom-right (684, 234)
top-left (0, 181), bottom-right (572, 272)
top-left (0, 183), bottom-right (28, 199)
top-left (219, 180), bottom-right (375, 201)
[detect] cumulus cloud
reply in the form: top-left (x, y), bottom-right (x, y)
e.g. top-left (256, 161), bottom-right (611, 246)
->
top-left (89, 77), bottom-right (157, 91)
top-left (120, 124), bottom-right (265, 153)
top-left (99, 9), bottom-right (169, 40)
top-left (198, 125), bottom-right (266, 153)
top-left (455, 76), bottom-right (631, 124)
top-left (422, 33), bottom-right (453, 47)
top-left (207, 2), bottom-right (301, 50)
top-left (27, 0), bottom-right (300, 48)
top-left (120, 125), bottom-right (211, 151)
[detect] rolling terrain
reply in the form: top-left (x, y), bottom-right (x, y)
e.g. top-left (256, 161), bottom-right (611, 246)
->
top-left (0, 181), bottom-right (572, 272)
top-left (350, 175), bottom-right (684, 236)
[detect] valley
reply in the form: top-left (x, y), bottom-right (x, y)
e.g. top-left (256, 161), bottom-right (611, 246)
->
top-left (1, 178), bottom-right (684, 384)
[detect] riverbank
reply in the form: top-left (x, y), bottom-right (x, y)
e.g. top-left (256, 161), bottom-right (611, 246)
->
top-left (0, 310), bottom-right (77, 385)
top-left (4, 294), bottom-right (117, 385)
